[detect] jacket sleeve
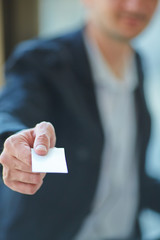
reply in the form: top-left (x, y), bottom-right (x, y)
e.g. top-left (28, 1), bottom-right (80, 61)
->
top-left (0, 40), bottom-right (58, 151)
top-left (1, 42), bottom-right (57, 126)
top-left (0, 40), bottom-right (60, 178)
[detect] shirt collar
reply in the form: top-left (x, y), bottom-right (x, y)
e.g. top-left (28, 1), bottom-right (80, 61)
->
top-left (83, 32), bottom-right (138, 92)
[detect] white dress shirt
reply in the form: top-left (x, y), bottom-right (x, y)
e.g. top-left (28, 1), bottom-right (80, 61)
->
top-left (75, 34), bottom-right (139, 240)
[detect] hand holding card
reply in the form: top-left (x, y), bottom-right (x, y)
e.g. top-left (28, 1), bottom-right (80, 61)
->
top-left (32, 147), bottom-right (68, 173)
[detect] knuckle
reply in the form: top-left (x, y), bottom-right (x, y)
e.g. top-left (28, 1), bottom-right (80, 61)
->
top-left (0, 153), bottom-right (6, 165)
top-left (3, 178), bottom-right (9, 186)
top-left (35, 122), bottom-right (56, 148)
top-left (41, 121), bottom-right (49, 126)
top-left (47, 122), bottom-right (55, 134)
top-left (36, 121), bottom-right (48, 129)
top-left (36, 121), bottom-right (54, 132)
top-left (32, 174), bottom-right (41, 184)
top-left (4, 135), bottom-right (18, 151)
top-left (46, 122), bottom-right (54, 130)
top-left (41, 121), bottom-right (51, 127)
top-left (4, 134), bottom-right (31, 166)
top-left (2, 166), bottom-right (9, 180)
top-left (3, 172), bottom-right (10, 186)
top-left (28, 185), bottom-right (38, 195)
top-left (37, 133), bottom-right (49, 143)
top-left (4, 137), bottom-right (12, 150)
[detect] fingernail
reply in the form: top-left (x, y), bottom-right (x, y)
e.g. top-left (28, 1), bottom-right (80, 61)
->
top-left (35, 145), bottom-right (47, 152)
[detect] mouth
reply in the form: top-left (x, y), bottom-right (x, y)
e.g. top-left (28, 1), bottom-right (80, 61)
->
top-left (120, 13), bottom-right (146, 26)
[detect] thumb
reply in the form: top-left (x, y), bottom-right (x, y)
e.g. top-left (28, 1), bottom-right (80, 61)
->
top-left (33, 122), bottom-right (56, 156)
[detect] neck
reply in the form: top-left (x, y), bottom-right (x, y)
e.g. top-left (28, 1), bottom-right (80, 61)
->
top-left (85, 23), bottom-right (133, 80)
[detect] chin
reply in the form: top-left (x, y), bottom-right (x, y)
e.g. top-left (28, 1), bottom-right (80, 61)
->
top-left (119, 27), bottom-right (147, 40)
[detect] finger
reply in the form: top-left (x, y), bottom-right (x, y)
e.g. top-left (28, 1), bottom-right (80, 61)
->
top-left (3, 134), bottom-right (32, 166)
top-left (4, 180), bottom-right (43, 195)
top-left (33, 121), bottom-right (56, 155)
top-left (3, 168), bottom-right (42, 185)
top-left (0, 152), bottom-right (32, 172)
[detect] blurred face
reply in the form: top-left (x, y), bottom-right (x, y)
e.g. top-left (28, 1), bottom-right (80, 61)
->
top-left (83, 0), bottom-right (158, 41)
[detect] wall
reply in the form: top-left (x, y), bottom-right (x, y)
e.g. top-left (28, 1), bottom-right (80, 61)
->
top-left (3, 0), bottom-right (39, 59)
top-left (38, 0), bottom-right (85, 37)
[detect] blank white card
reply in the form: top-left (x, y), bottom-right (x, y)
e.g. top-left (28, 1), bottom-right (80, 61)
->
top-left (31, 147), bottom-right (68, 173)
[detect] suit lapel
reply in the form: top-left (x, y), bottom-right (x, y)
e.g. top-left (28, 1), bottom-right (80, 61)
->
top-left (134, 52), bottom-right (151, 172)
top-left (66, 28), bottom-right (104, 147)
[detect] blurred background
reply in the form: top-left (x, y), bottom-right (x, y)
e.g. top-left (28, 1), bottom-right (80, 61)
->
top-left (0, 0), bottom-right (160, 238)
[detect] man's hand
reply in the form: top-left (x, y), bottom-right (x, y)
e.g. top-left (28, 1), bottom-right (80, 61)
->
top-left (0, 121), bottom-right (56, 195)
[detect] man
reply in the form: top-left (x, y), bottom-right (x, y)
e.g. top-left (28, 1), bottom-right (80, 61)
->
top-left (0, 0), bottom-right (159, 239)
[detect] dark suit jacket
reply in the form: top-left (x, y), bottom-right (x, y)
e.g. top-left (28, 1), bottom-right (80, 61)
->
top-left (0, 29), bottom-right (160, 240)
